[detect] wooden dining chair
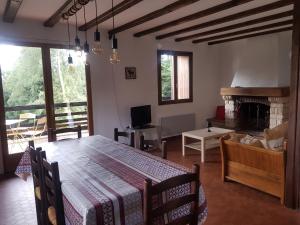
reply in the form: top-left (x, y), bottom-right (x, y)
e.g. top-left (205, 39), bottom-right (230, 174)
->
top-left (144, 164), bottom-right (200, 225)
top-left (49, 125), bottom-right (82, 142)
top-left (22, 116), bottom-right (47, 139)
top-left (114, 128), bottom-right (135, 147)
top-left (39, 152), bottom-right (65, 225)
top-left (140, 135), bottom-right (167, 159)
top-left (28, 141), bottom-right (45, 225)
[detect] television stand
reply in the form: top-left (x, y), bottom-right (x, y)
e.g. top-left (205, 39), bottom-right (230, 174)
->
top-left (133, 124), bottom-right (155, 130)
top-left (127, 125), bottom-right (161, 147)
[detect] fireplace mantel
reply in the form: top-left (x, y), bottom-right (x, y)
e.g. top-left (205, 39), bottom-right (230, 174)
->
top-left (220, 87), bottom-right (290, 97)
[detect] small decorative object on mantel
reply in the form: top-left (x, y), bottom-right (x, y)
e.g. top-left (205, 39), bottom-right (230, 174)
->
top-left (125, 67), bottom-right (137, 80)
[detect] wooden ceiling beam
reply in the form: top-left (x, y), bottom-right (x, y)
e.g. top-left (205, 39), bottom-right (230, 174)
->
top-left (44, 0), bottom-right (73, 27)
top-left (134, 0), bottom-right (254, 37)
top-left (156, 0), bottom-right (294, 40)
top-left (207, 26), bottom-right (292, 45)
top-left (3, 0), bottom-right (23, 23)
top-left (108, 0), bottom-right (200, 36)
top-left (192, 20), bottom-right (293, 44)
top-left (176, 10), bottom-right (293, 42)
top-left (79, 0), bottom-right (143, 31)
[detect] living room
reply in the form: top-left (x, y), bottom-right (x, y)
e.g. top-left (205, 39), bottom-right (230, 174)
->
top-left (0, 0), bottom-right (300, 225)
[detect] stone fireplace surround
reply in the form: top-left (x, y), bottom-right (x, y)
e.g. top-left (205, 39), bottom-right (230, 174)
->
top-left (221, 87), bottom-right (289, 130)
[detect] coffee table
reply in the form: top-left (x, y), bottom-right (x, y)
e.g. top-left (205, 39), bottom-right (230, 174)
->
top-left (182, 127), bottom-right (234, 162)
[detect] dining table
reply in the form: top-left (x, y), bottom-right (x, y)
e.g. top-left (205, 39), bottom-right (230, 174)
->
top-left (15, 135), bottom-right (208, 225)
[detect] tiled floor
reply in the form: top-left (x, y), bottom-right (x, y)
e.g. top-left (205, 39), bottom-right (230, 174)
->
top-left (0, 175), bottom-right (37, 225)
top-left (0, 136), bottom-right (300, 225)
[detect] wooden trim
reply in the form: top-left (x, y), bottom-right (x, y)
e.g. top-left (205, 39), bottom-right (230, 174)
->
top-left (3, 0), bottom-right (23, 23)
top-left (285, 0), bottom-right (300, 209)
top-left (176, 10), bottom-right (293, 42)
top-left (43, 0), bottom-right (73, 27)
top-left (79, 0), bottom-right (143, 31)
top-left (41, 47), bottom-right (56, 142)
top-left (155, 0), bottom-right (293, 40)
top-left (157, 50), bottom-right (193, 105)
top-left (207, 27), bottom-right (292, 45)
top-left (0, 66), bottom-right (10, 173)
top-left (220, 87), bottom-right (290, 97)
top-left (192, 20), bottom-right (293, 44)
top-left (134, 0), bottom-right (253, 37)
top-left (108, 0), bottom-right (199, 36)
top-left (85, 64), bottom-right (94, 135)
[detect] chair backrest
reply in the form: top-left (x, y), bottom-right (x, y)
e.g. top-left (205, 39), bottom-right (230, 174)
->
top-left (28, 141), bottom-right (45, 225)
top-left (19, 113), bottom-right (36, 127)
top-left (140, 135), bottom-right (167, 159)
top-left (144, 164), bottom-right (200, 225)
top-left (114, 128), bottom-right (135, 147)
top-left (35, 116), bottom-right (47, 132)
top-left (20, 113), bottom-right (36, 120)
top-left (40, 152), bottom-right (65, 225)
top-left (49, 125), bottom-right (82, 142)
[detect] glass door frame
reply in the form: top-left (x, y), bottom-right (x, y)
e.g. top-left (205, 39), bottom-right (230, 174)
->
top-left (0, 41), bottom-right (94, 173)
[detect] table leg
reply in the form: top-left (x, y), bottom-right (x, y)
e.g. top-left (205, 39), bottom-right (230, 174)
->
top-left (182, 135), bottom-right (186, 156)
top-left (201, 138), bottom-right (205, 163)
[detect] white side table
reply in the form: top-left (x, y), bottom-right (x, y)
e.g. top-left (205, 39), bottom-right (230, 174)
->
top-left (182, 127), bottom-right (234, 163)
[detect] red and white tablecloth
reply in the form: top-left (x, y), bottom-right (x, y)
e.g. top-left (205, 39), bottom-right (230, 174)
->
top-left (16, 135), bottom-right (208, 225)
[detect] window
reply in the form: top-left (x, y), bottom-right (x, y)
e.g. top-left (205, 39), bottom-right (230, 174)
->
top-left (157, 50), bottom-right (193, 105)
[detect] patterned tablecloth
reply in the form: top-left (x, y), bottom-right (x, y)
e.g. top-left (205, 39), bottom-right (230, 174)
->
top-left (15, 135), bottom-right (207, 225)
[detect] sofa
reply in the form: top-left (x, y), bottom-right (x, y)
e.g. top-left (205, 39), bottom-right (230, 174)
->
top-left (220, 134), bottom-right (286, 204)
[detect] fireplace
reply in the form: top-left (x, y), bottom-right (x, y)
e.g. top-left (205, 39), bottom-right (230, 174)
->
top-left (236, 98), bottom-right (270, 131)
top-left (220, 87), bottom-right (289, 132)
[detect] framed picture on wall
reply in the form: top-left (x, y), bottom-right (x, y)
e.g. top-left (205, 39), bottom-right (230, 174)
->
top-left (125, 67), bottom-right (137, 80)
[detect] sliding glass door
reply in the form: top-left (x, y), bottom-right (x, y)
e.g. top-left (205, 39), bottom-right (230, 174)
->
top-left (50, 48), bottom-right (89, 141)
top-left (0, 43), bottom-right (93, 172)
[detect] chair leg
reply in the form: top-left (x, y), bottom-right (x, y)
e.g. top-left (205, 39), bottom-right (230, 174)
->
top-left (130, 132), bottom-right (135, 147)
top-left (161, 141), bottom-right (167, 159)
top-left (114, 128), bottom-right (118, 142)
top-left (140, 135), bottom-right (145, 150)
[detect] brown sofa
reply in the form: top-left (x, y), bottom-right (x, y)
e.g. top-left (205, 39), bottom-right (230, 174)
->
top-left (220, 135), bottom-right (286, 204)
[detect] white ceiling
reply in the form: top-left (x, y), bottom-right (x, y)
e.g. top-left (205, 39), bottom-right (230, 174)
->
top-left (0, 0), bottom-right (294, 42)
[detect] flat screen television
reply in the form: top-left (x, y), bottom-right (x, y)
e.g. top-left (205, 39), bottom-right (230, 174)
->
top-left (131, 105), bottom-right (151, 128)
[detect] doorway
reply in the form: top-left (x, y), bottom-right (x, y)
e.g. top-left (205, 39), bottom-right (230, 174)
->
top-left (0, 43), bottom-right (93, 172)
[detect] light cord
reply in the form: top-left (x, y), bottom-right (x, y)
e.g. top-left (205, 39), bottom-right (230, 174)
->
top-left (67, 19), bottom-right (71, 50)
top-left (83, 5), bottom-right (87, 41)
top-left (74, 0), bottom-right (78, 36)
top-left (95, 0), bottom-right (98, 30)
top-left (112, 0), bottom-right (115, 30)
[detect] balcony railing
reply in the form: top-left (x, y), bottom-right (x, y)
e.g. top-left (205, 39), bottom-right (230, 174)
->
top-left (5, 101), bottom-right (88, 154)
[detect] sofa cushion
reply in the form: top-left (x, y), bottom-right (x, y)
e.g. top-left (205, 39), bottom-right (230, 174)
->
top-left (229, 133), bottom-right (246, 143)
top-left (240, 135), bottom-right (264, 148)
top-left (261, 137), bottom-right (284, 151)
top-left (264, 121), bottom-right (288, 140)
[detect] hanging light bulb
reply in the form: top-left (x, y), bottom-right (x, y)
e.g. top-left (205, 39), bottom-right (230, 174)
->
top-left (66, 18), bottom-right (73, 65)
top-left (83, 6), bottom-right (90, 56)
top-left (110, 35), bottom-right (120, 64)
top-left (110, 0), bottom-right (120, 64)
top-left (92, 28), bottom-right (103, 55)
top-left (75, 35), bottom-right (81, 52)
top-left (74, 1), bottom-right (82, 57)
top-left (68, 54), bottom-right (73, 64)
top-left (92, 0), bottom-right (103, 55)
top-left (83, 41), bottom-right (89, 54)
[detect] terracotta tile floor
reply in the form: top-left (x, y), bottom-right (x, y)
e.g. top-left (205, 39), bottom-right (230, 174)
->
top-left (0, 136), bottom-right (300, 225)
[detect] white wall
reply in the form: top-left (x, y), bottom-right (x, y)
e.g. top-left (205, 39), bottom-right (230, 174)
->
top-left (0, 19), bottom-right (221, 173)
top-left (218, 31), bottom-right (292, 89)
top-left (88, 32), bottom-right (221, 138)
